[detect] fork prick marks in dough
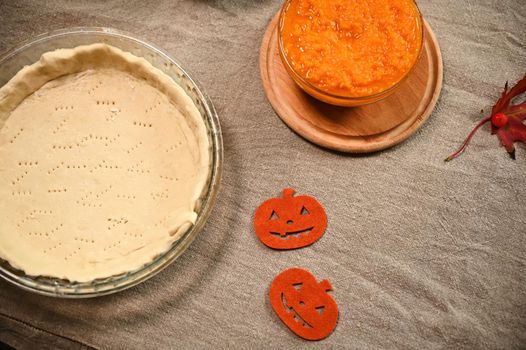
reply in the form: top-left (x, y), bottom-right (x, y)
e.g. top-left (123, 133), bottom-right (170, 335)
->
top-left (54, 105), bottom-right (74, 111)
top-left (159, 174), bottom-right (177, 181)
top-left (27, 223), bottom-right (64, 238)
top-left (154, 215), bottom-right (169, 228)
top-left (77, 185), bottom-right (113, 208)
top-left (8, 127), bottom-right (24, 144)
top-left (87, 80), bottom-right (102, 95)
top-left (0, 46), bottom-right (209, 281)
top-left (165, 143), bottom-right (182, 153)
top-left (145, 100), bottom-right (162, 114)
top-left (47, 188), bottom-right (68, 193)
top-left (96, 100), bottom-right (121, 122)
top-left (11, 168), bottom-right (30, 186)
top-left (52, 133), bottom-right (121, 150)
top-left (11, 189), bottom-right (32, 196)
top-left (150, 189), bottom-right (169, 200)
top-left (133, 120), bottom-right (153, 128)
top-left (107, 217), bottom-right (129, 231)
top-left (17, 209), bottom-right (53, 228)
top-left (125, 141), bottom-right (143, 154)
top-left (103, 240), bottom-right (122, 252)
top-left (52, 118), bottom-right (68, 134)
top-left (43, 242), bottom-right (62, 254)
top-left (96, 100), bottom-right (115, 106)
top-left (13, 162), bottom-right (38, 190)
top-left (126, 160), bottom-right (151, 174)
top-left (47, 162), bottom-right (64, 175)
top-left (89, 160), bottom-right (121, 173)
top-left (12, 158), bottom-right (38, 185)
top-left (123, 231), bottom-right (143, 239)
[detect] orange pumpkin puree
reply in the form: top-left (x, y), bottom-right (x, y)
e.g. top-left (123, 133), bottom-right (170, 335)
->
top-left (280, 0), bottom-right (422, 97)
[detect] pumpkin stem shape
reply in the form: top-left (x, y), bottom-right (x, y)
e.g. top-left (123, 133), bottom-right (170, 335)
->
top-left (282, 188), bottom-right (296, 198)
top-left (319, 279), bottom-right (332, 292)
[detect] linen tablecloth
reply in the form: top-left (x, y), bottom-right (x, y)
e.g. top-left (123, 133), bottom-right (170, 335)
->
top-left (0, 0), bottom-right (525, 349)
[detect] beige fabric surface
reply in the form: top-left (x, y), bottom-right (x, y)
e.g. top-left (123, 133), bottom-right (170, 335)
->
top-left (0, 0), bottom-right (525, 349)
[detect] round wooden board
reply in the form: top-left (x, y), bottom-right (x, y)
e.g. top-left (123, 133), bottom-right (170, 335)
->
top-left (259, 12), bottom-right (443, 153)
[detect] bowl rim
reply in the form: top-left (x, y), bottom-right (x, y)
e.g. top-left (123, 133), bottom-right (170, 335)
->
top-left (0, 27), bottom-right (223, 298)
top-left (277, 0), bottom-right (425, 102)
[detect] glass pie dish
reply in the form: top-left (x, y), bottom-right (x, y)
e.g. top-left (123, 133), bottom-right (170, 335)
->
top-left (0, 27), bottom-right (223, 298)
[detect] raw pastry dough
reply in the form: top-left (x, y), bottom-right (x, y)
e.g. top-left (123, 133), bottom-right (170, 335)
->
top-left (0, 44), bottom-right (210, 282)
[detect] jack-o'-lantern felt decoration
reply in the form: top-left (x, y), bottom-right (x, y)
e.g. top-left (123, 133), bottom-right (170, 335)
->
top-left (269, 268), bottom-right (338, 340)
top-left (254, 188), bottom-right (327, 250)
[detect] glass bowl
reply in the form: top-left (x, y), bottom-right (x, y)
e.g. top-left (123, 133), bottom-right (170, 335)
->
top-left (0, 27), bottom-right (223, 298)
top-left (278, 0), bottom-right (424, 107)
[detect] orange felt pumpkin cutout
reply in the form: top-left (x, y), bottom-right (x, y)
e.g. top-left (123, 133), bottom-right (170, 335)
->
top-left (269, 268), bottom-right (338, 340)
top-left (254, 188), bottom-right (327, 250)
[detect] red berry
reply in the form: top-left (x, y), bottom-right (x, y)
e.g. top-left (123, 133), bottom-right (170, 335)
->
top-left (491, 112), bottom-right (509, 128)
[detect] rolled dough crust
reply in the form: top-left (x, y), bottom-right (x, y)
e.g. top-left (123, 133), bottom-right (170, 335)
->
top-left (0, 44), bottom-right (210, 282)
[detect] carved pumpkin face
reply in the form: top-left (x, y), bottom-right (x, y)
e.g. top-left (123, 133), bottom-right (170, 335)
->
top-left (269, 268), bottom-right (338, 340)
top-left (253, 188), bottom-right (327, 250)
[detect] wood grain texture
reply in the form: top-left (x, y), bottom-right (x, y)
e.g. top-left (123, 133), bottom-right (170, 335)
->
top-left (260, 12), bottom-right (444, 153)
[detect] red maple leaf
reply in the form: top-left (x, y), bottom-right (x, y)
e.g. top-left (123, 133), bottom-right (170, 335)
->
top-left (445, 73), bottom-right (526, 161)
